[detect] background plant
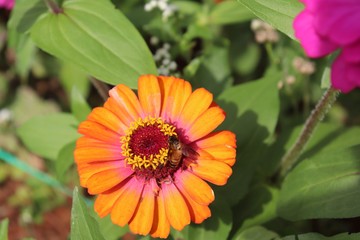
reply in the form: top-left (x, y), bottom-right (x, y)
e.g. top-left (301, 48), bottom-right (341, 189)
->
top-left (0, 0), bottom-right (359, 239)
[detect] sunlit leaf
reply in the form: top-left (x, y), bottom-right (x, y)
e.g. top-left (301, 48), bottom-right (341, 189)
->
top-left (71, 187), bottom-right (106, 240)
top-left (238, 0), bottom-right (303, 39)
top-left (30, 0), bottom-right (157, 88)
top-left (278, 145), bottom-right (360, 220)
top-left (17, 113), bottom-right (80, 160)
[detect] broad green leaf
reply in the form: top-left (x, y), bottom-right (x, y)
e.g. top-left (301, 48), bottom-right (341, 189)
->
top-left (60, 61), bottom-right (90, 98)
top-left (9, 86), bottom-right (59, 126)
top-left (233, 226), bottom-right (279, 240)
top-left (30, 0), bottom-right (157, 88)
top-left (238, 0), bottom-right (303, 39)
top-left (71, 87), bottom-right (91, 122)
top-left (231, 185), bottom-right (279, 235)
top-left (283, 232), bottom-right (360, 240)
top-left (7, 30), bottom-right (37, 80)
top-left (0, 218), bottom-right (9, 240)
top-left (210, 1), bottom-right (254, 25)
top-left (8, 0), bottom-right (47, 33)
top-left (17, 113), bottom-right (80, 160)
top-left (186, 199), bottom-right (232, 240)
top-left (278, 145), bottom-right (360, 220)
top-left (56, 141), bottom-right (76, 181)
top-left (216, 69), bottom-right (280, 205)
top-left (71, 187), bottom-right (106, 240)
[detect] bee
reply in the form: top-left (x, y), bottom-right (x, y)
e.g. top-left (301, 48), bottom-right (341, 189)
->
top-left (167, 135), bottom-right (199, 168)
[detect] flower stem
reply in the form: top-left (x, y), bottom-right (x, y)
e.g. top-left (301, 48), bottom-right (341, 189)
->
top-left (43, 0), bottom-right (63, 14)
top-left (279, 87), bottom-right (339, 178)
top-left (90, 77), bottom-right (110, 102)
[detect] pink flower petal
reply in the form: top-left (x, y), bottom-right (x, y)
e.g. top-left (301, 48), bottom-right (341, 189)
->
top-left (331, 52), bottom-right (360, 93)
top-left (313, 0), bottom-right (360, 46)
top-left (294, 10), bottom-right (338, 58)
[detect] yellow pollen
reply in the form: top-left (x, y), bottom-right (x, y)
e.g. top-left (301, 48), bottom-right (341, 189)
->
top-left (121, 117), bottom-right (177, 170)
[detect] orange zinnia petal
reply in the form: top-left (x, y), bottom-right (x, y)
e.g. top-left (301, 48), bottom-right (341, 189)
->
top-left (78, 121), bottom-right (120, 143)
top-left (77, 161), bottom-right (126, 186)
top-left (87, 168), bottom-right (133, 194)
top-left (191, 160), bottom-right (232, 186)
top-left (174, 170), bottom-right (214, 205)
top-left (111, 177), bottom-right (144, 227)
top-left (187, 106), bottom-right (226, 142)
top-left (94, 180), bottom-right (129, 217)
top-left (138, 75), bottom-right (161, 117)
top-left (180, 187), bottom-right (211, 224)
top-left (150, 189), bottom-right (170, 238)
top-left (160, 76), bottom-right (192, 122)
top-left (108, 84), bottom-right (143, 124)
top-left (178, 88), bottom-right (213, 130)
top-left (162, 183), bottom-right (190, 231)
top-left (195, 131), bottom-right (236, 148)
top-left (74, 146), bottom-right (123, 164)
top-left (129, 183), bottom-right (155, 235)
top-left (87, 107), bottom-right (127, 136)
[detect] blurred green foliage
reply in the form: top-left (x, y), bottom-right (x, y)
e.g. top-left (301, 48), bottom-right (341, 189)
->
top-left (0, 0), bottom-right (359, 239)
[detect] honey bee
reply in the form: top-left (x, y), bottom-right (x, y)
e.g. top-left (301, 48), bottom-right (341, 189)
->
top-left (167, 135), bottom-right (199, 168)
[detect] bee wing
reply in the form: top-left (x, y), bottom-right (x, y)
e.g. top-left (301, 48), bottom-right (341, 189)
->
top-left (182, 145), bottom-right (199, 160)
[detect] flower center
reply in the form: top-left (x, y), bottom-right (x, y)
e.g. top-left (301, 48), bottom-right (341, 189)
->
top-left (121, 117), bottom-right (177, 170)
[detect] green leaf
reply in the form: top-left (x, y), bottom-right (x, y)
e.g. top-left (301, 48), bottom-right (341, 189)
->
top-left (238, 0), bottom-right (303, 39)
top-left (55, 141), bottom-right (76, 181)
top-left (233, 226), bottom-right (279, 240)
top-left (173, 0), bottom-right (201, 15)
top-left (6, 30), bottom-right (37, 80)
top-left (210, 1), bottom-right (254, 25)
top-left (0, 218), bottom-right (9, 240)
top-left (71, 187), bottom-right (106, 240)
top-left (91, 214), bottom-right (129, 240)
top-left (71, 86), bottom-right (91, 122)
top-left (216, 69), bottom-right (280, 205)
top-left (231, 185), bottom-right (279, 235)
top-left (8, 0), bottom-right (47, 33)
top-left (278, 145), bottom-right (360, 220)
top-left (59, 61), bottom-right (90, 98)
top-left (261, 124), bottom-right (360, 177)
top-left (283, 232), bottom-right (360, 240)
top-left (186, 199), bottom-right (232, 240)
top-left (190, 41), bottom-right (233, 96)
top-left (17, 113), bottom-right (80, 160)
top-left (30, 0), bottom-right (157, 88)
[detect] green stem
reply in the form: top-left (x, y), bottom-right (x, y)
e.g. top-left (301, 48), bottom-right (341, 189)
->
top-left (279, 87), bottom-right (339, 178)
top-left (90, 77), bottom-right (110, 102)
top-left (44, 0), bottom-right (63, 14)
top-left (0, 149), bottom-right (72, 197)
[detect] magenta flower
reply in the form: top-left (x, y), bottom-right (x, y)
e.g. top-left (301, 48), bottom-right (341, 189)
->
top-left (0, 0), bottom-right (13, 10)
top-left (294, 0), bottom-right (360, 93)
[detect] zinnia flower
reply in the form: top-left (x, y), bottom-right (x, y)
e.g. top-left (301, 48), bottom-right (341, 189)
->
top-left (0, 0), bottom-right (14, 10)
top-left (294, 0), bottom-right (360, 93)
top-left (74, 75), bottom-right (236, 238)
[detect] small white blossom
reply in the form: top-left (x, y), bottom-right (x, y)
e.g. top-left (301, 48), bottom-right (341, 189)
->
top-left (144, 0), bottom-right (177, 21)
